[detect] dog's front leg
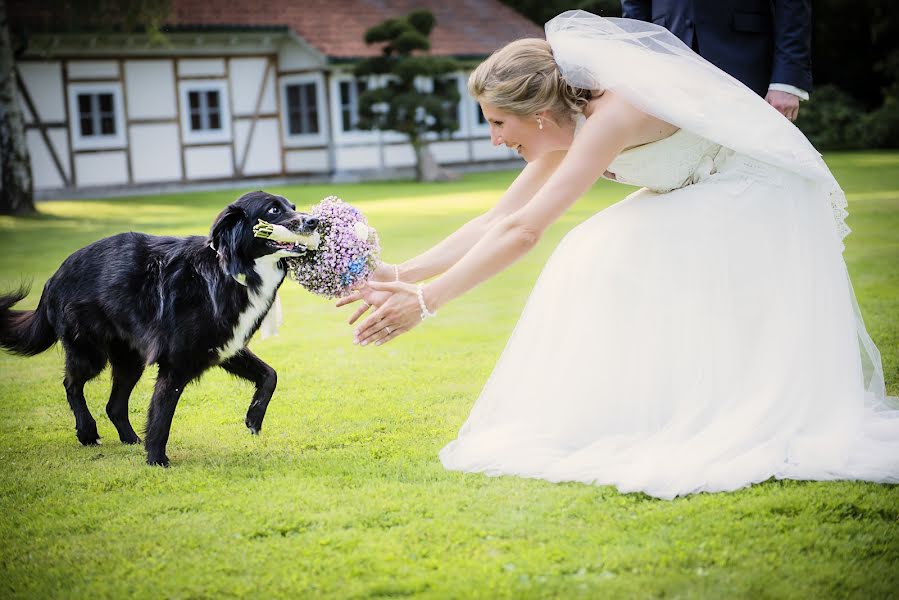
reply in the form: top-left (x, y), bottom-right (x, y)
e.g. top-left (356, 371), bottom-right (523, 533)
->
top-left (144, 367), bottom-right (190, 466)
top-left (220, 349), bottom-right (277, 434)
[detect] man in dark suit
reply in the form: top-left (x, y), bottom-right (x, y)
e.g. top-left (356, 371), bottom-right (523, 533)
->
top-left (620, 0), bottom-right (811, 121)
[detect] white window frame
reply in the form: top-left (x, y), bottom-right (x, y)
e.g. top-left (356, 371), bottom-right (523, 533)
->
top-left (178, 80), bottom-right (232, 144)
top-left (68, 83), bottom-right (126, 150)
top-left (280, 73), bottom-right (327, 147)
top-left (330, 73), bottom-right (376, 143)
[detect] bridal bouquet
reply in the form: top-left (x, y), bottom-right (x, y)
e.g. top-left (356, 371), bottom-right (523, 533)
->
top-left (254, 196), bottom-right (380, 298)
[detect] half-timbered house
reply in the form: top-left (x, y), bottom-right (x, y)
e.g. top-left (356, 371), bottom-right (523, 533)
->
top-left (9, 0), bottom-right (542, 193)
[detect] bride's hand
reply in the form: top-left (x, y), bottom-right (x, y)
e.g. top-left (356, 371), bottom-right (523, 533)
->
top-left (335, 262), bottom-right (398, 324)
top-left (353, 281), bottom-right (423, 346)
top-left (336, 284), bottom-right (393, 324)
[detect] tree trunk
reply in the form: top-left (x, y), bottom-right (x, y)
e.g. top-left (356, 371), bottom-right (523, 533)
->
top-left (414, 137), bottom-right (458, 183)
top-left (411, 136), bottom-right (425, 182)
top-left (0, 0), bottom-right (35, 216)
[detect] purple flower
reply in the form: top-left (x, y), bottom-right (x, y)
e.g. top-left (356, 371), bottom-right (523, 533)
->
top-left (285, 196), bottom-right (381, 299)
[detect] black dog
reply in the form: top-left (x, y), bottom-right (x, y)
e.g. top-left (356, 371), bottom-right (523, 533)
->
top-left (0, 191), bottom-right (317, 466)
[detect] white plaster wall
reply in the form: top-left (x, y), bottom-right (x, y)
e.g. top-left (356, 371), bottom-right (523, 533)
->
top-left (68, 60), bottom-right (119, 79)
top-left (75, 152), bottom-right (128, 186)
top-left (125, 60), bottom-right (176, 119)
top-left (129, 124), bottom-right (182, 182)
top-left (17, 62), bottom-right (65, 122)
top-left (27, 129), bottom-right (70, 189)
top-left (229, 58), bottom-right (275, 115)
top-left (234, 118), bottom-right (281, 176)
top-left (430, 140), bottom-right (469, 164)
top-left (184, 146), bottom-right (233, 179)
top-left (178, 59), bottom-right (226, 78)
top-left (285, 149), bottom-right (329, 173)
top-left (384, 143), bottom-right (415, 168)
top-left (335, 146), bottom-right (380, 171)
top-left (278, 43), bottom-right (323, 71)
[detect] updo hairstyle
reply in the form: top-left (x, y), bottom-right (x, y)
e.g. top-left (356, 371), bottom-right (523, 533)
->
top-left (468, 38), bottom-right (594, 123)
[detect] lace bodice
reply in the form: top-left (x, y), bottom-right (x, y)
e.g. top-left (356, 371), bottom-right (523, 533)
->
top-left (605, 128), bottom-right (723, 193)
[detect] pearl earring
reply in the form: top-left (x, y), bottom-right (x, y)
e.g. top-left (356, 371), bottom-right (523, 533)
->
top-left (537, 118), bottom-right (543, 130)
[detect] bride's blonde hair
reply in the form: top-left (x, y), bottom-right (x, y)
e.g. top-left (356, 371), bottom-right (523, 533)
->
top-left (468, 38), bottom-right (593, 122)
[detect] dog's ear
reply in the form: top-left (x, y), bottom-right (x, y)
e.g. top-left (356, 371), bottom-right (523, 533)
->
top-left (209, 204), bottom-right (253, 281)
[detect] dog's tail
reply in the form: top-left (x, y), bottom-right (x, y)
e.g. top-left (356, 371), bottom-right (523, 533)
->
top-left (0, 285), bottom-right (58, 356)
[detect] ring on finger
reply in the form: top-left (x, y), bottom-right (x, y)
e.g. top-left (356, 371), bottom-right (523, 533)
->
top-left (385, 325), bottom-right (392, 334)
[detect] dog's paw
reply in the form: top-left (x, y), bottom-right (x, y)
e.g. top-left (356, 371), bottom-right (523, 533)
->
top-left (245, 414), bottom-right (264, 435)
top-left (77, 431), bottom-right (101, 446)
top-left (146, 453), bottom-right (170, 467)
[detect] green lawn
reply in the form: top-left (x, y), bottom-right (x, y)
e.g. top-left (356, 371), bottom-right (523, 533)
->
top-left (0, 153), bottom-right (897, 598)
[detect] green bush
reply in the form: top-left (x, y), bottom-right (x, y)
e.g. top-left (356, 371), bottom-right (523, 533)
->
top-left (797, 81), bottom-right (899, 150)
top-left (796, 84), bottom-right (867, 150)
top-left (858, 96), bottom-right (899, 148)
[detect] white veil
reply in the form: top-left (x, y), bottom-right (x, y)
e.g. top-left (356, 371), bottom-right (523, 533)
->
top-left (546, 11), bottom-right (848, 243)
top-left (545, 11), bottom-right (891, 407)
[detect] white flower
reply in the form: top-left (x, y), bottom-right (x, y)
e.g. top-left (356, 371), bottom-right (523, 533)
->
top-left (353, 222), bottom-right (370, 241)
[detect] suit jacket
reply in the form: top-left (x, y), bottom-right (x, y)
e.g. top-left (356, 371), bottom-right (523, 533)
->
top-left (620, 0), bottom-right (812, 96)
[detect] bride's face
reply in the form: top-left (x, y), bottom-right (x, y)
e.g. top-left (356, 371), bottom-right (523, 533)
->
top-left (480, 102), bottom-right (574, 162)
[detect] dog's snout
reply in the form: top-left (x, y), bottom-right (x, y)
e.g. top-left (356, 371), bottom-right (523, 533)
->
top-left (304, 217), bottom-right (320, 232)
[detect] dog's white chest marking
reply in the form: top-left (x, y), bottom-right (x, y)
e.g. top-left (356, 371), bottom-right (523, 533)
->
top-left (217, 258), bottom-right (283, 360)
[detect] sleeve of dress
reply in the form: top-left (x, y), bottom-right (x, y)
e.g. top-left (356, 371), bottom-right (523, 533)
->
top-left (770, 0), bottom-right (813, 92)
top-left (620, 0), bottom-right (652, 22)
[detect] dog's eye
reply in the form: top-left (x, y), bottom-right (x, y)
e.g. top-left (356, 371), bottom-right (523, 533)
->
top-left (267, 206), bottom-right (281, 216)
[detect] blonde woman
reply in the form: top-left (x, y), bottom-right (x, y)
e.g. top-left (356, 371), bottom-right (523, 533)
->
top-left (337, 11), bottom-right (898, 498)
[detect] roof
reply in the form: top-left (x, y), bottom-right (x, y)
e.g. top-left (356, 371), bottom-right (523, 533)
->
top-left (9, 0), bottom-right (545, 59)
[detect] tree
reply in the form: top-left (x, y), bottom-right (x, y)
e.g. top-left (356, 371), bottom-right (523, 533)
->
top-left (0, 0), bottom-right (33, 215)
top-left (1, 0), bottom-right (170, 215)
top-left (354, 10), bottom-right (461, 182)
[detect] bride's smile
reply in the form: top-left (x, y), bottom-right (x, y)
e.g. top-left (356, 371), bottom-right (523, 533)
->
top-left (480, 102), bottom-right (575, 162)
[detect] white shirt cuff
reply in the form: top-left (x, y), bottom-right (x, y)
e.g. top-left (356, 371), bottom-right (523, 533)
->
top-left (768, 83), bottom-right (809, 101)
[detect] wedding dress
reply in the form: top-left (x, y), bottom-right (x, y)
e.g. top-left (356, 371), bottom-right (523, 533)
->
top-left (439, 12), bottom-right (899, 499)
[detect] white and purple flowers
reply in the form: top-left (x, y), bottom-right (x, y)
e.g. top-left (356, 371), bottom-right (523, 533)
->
top-left (285, 196), bottom-right (380, 299)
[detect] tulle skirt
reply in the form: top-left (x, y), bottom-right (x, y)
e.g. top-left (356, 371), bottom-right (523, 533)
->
top-left (440, 154), bottom-right (899, 499)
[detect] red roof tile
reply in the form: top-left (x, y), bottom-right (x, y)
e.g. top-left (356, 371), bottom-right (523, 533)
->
top-left (10, 0), bottom-right (545, 59)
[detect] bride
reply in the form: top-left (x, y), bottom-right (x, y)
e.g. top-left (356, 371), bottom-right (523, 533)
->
top-left (336, 11), bottom-right (899, 499)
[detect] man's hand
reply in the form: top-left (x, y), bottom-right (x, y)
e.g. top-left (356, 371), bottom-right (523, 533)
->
top-left (765, 90), bottom-right (800, 121)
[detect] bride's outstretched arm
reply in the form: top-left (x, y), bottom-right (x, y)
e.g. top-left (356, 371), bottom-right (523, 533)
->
top-left (392, 149), bottom-right (566, 283)
top-left (337, 150), bottom-right (565, 322)
top-left (354, 97), bottom-right (655, 346)
top-left (424, 110), bottom-right (631, 310)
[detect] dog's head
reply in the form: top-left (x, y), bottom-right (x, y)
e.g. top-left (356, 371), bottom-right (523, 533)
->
top-left (209, 191), bottom-right (318, 285)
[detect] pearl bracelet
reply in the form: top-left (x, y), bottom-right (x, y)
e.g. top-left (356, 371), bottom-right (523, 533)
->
top-left (394, 263), bottom-right (400, 282)
top-left (417, 284), bottom-right (437, 320)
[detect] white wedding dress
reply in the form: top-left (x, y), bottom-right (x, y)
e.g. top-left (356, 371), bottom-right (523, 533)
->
top-left (439, 114), bottom-right (899, 499)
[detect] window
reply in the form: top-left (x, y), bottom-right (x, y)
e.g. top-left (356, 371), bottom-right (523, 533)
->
top-left (68, 83), bottom-right (126, 150)
top-left (471, 98), bottom-right (490, 135)
top-left (78, 93), bottom-right (116, 136)
top-left (280, 74), bottom-right (326, 146)
top-left (433, 75), bottom-right (462, 131)
top-left (338, 78), bottom-right (368, 132)
top-left (179, 81), bottom-right (231, 144)
top-left (187, 90), bottom-right (222, 132)
top-left (286, 83), bottom-right (318, 135)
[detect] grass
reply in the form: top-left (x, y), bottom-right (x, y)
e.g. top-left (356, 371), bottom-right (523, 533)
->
top-left (0, 152), bottom-right (897, 598)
